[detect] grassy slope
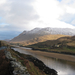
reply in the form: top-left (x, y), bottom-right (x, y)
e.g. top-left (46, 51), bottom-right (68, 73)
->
top-left (27, 36), bottom-right (75, 55)
top-left (10, 34), bottom-right (69, 46)
top-left (0, 49), bottom-right (47, 75)
top-left (0, 41), bottom-right (9, 47)
top-left (0, 41), bottom-right (47, 75)
top-left (9, 49), bottom-right (47, 75)
top-left (0, 41), bottom-right (13, 75)
top-left (9, 49), bottom-right (57, 75)
top-left (0, 40), bottom-right (57, 75)
top-left (0, 50), bottom-right (13, 75)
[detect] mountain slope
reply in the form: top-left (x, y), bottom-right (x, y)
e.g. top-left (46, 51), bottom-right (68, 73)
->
top-left (0, 40), bottom-right (8, 47)
top-left (20, 34), bottom-right (70, 46)
top-left (27, 36), bottom-right (75, 55)
top-left (10, 34), bottom-right (70, 46)
top-left (11, 27), bottom-right (75, 42)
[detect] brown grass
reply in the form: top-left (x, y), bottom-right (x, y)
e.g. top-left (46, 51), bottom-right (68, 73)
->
top-left (9, 49), bottom-right (47, 75)
top-left (10, 34), bottom-right (70, 46)
top-left (0, 50), bottom-right (13, 75)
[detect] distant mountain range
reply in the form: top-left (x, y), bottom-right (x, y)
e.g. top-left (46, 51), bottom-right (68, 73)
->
top-left (10, 27), bottom-right (75, 46)
top-left (11, 27), bottom-right (75, 42)
top-left (19, 27), bottom-right (75, 35)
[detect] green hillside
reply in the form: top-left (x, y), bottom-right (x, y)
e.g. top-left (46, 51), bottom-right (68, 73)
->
top-left (10, 34), bottom-right (69, 46)
top-left (0, 41), bottom-right (9, 47)
top-left (27, 36), bottom-right (75, 55)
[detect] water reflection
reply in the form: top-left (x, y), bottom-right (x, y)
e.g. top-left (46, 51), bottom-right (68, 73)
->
top-left (0, 46), bottom-right (7, 50)
top-left (35, 55), bottom-right (75, 75)
top-left (13, 48), bottom-right (75, 75)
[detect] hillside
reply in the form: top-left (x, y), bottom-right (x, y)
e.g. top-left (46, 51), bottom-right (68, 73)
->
top-left (11, 27), bottom-right (75, 42)
top-left (0, 50), bottom-right (14, 75)
top-left (0, 40), bottom-right (9, 47)
top-left (27, 36), bottom-right (75, 55)
top-left (10, 34), bottom-right (70, 46)
top-left (0, 43), bottom-right (57, 75)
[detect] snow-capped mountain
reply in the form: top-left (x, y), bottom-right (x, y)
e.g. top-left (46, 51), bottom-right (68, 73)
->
top-left (21, 27), bottom-right (75, 35)
top-left (11, 27), bottom-right (75, 42)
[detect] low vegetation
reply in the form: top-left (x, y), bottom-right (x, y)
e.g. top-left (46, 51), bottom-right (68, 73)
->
top-left (0, 50), bottom-right (13, 75)
top-left (0, 41), bottom-right (9, 47)
top-left (9, 49), bottom-right (57, 75)
top-left (27, 36), bottom-right (75, 55)
top-left (10, 34), bottom-right (69, 46)
top-left (0, 40), bottom-right (57, 75)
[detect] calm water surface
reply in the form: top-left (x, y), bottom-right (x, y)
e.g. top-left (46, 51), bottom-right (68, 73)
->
top-left (13, 47), bottom-right (75, 75)
top-left (0, 47), bottom-right (7, 50)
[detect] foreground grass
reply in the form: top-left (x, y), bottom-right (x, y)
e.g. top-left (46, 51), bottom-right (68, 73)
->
top-left (9, 49), bottom-right (47, 75)
top-left (0, 50), bottom-right (13, 75)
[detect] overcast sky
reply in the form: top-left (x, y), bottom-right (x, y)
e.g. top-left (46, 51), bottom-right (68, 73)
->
top-left (0, 0), bottom-right (75, 40)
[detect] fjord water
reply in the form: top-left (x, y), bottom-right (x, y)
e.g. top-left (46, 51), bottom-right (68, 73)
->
top-left (13, 47), bottom-right (75, 75)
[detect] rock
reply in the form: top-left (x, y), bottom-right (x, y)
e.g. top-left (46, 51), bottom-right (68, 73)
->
top-left (4, 50), bottom-right (30, 75)
top-left (5, 50), bottom-right (17, 61)
top-left (10, 61), bottom-right (27, 71)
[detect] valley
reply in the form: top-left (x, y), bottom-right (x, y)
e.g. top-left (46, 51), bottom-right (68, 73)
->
top-left (0, 27), bottom-right (75, 75)
top-left (12, 47), bottom-right (75, 75)
top-left (27, 36), bottom-right (75, 56)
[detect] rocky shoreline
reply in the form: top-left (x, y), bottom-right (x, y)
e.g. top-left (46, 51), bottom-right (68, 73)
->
top-left (3, 48), bottom-right (58, 75)
top-left (4, 49), bottom-right (30, 75)
top-left (11, 49), bottom-right (58, 75)
top-left (27, 56), bottom-right (57, 75)
top-left (0, 41), bottom-right (57, 75)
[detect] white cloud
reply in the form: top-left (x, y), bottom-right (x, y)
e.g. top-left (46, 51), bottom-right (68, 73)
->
top-left (71, 19), bottom-right (75, 25)
top-left (1, 0), bottom-right (75, 40)
top-left (33, 0), bottom-right (63, 21)
top-left (0, 0), bottom-right (75, 32)
top-left (55, 0), bottom-right (75, 26)
top-left (0, 0), bottom-right (6, 5)
top-left (66, 6), bottom-right (75, 14)
top-left (31, 0), bottom-right (75, 29)
top-left (58, 13), bottom-right (75, 24)
top-left (0, 0), bottom-right (39, 31)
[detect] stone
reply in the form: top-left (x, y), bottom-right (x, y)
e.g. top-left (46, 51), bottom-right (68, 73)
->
top-left (4, 50), bottom-right (30, 75)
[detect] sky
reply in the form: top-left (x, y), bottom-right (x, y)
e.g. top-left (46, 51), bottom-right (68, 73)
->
top-left (0, 0), bottom-right (75, 40)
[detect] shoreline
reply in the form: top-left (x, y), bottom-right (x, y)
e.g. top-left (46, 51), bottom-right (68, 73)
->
top-left (10, 48), bottom-right (58, 75)
top-left (19, 47), bottom-right (75, 62)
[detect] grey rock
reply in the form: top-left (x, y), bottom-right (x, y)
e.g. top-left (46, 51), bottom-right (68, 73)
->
top-left (4, 50), bottom-right (30, 75)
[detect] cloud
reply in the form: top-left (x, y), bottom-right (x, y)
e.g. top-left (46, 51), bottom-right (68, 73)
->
top-left (0, 0), bottom-right (75, 31)
top-left (0, 0), bottom-right (75, 39)
top-left (0, 0), bottom-right (39, 31)
top-left (32, 0), bottom-right (63, 23)
top-left (58, 0), bottom-right (75, 26)
top-left (71, 19), bottom-right (75, 25)
top-left (58, 13), bottom-right (75, 24)
top-left (32, 0), bottom-right (75, 28)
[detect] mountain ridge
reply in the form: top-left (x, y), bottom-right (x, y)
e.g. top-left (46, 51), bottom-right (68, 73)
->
top-left (10, 27), bottom-right (75, 42)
